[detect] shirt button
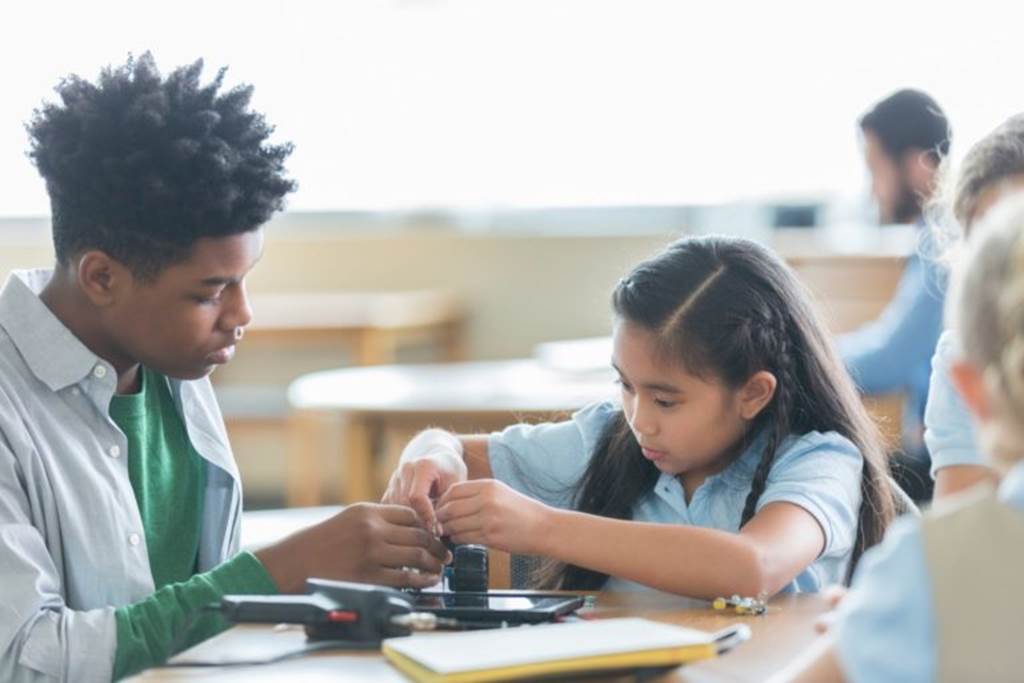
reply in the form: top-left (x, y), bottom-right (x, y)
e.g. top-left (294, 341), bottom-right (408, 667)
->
top-left (71, 387), bottom-right (81, 396)
top-left (128, 533), bottom-right (141, 546)
top-left (93, 365), bottom-right (107, 379)
top-left (109, 445), bottom-right (121, 458)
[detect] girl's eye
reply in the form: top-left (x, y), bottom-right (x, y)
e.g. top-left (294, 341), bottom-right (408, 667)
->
top-left (193, 293), bottom-right (222, 305)
top-left (655, 398), bottom-right (677, 408)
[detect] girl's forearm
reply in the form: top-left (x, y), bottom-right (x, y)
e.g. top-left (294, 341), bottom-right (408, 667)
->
top-left (538, 509), bottom-right (772, 599)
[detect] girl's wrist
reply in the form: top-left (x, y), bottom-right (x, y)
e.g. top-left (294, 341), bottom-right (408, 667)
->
top-left (534, 505), bottom-right (568, 558)
top-left (400, 429), bottom-right (465, 469)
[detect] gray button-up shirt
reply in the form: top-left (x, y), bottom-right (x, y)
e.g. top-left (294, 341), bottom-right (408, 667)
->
top-left (0, 270), bottom-right (243, 682)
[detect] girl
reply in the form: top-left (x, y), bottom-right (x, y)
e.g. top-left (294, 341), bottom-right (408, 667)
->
top-left (784, 192), bottom-right (1024, 683)
top-left (384, 235), bottom-right (896, 598)
top-left (925, 113), bottom-right (1024, 498)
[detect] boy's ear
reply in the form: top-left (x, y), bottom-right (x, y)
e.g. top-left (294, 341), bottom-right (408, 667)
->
top-left (738, 370), bottom-right (778, 421)
top-left (950, 359), bottom-right (992, 422)
top-left (76, 250), bottom-right (132, 307)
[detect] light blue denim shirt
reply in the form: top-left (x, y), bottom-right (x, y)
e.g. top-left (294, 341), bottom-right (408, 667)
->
top-left (488, 401), bottom-right (864, 593)
top-left (834, 460), bottom-right (1024, 682)
top-left (0, 270), bottom-right (243, 682)
top-left (923, 329), bottom-right (982, 476)
top-left (839, 225), bottom-right (947, 457)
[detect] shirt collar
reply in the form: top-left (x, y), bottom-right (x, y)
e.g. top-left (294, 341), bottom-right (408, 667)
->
top-left (0, 269), bottom-right (241, 480)
top-left (999, 460), bottom-right (1024, 511)
top-left (0, 269), bottom-right (107, 391)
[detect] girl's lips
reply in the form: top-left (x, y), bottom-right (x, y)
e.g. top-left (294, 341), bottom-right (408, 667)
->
top-left (641, 447), bottom-right (668, 461)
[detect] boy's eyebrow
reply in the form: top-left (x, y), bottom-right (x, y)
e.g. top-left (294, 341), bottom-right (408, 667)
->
top-left (611, 361), bottom-right (683, 394)
top-left (198, 251), bottom-right (265, 287)
top-left (198, 276), bottom-right (238, 286)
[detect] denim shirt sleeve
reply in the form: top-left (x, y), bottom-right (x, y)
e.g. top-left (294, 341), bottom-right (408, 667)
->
top-left (487, 401), bottom-right (619, 509)
top-left (839, 252), bottom-right (946, 395)
top-left (834, 516), bottom-right (935, 683)
top-left (924, 330), bottom-right (983, 476)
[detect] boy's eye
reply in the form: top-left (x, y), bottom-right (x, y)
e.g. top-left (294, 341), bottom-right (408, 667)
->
top-left (615, 378), bottom-right (635, 393)
top-left (655, 398), bottom-right (677, 408)
top-left (192, 293), bottom-right (222, 305)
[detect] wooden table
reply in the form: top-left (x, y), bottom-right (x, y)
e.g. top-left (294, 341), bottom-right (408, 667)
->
top-left (134, 591), bottom-right (827, 682)
top-left (129, 507), bottom-right (827, 682)
top-left (286, 360), bottom-right (618, 505)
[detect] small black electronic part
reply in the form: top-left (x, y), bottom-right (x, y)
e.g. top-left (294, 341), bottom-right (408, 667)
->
top-left (447, 543), bottom-right (489, 592)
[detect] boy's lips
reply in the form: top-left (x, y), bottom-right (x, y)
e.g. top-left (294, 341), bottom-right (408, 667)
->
top-left (206, 344), bottom-right (236, 364)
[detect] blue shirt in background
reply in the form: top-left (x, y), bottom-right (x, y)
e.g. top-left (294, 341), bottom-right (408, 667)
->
top-left (924, 329), bottom-right (982, 476)
top-left (487, 401), bottom-right (864, 592)
top-left (839, 225), bottom-right (947, 457)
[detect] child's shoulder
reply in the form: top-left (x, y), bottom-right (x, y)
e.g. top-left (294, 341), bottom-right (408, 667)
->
top-left (570, 400), bottom-right (622, 452)
top-left (781, 429), bottom-right (860, 455)
top-left (492, 401), bottom-right (619, 454)
top-left (570, 400), bottom-right (620, 427)
top-left (770, 430), bottom-right (864, 475)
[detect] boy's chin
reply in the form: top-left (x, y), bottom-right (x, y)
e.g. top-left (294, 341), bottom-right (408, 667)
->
top-left (159, 362), bottom-right (218, 381)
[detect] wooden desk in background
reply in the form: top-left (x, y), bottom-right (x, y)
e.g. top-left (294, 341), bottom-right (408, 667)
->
top-left (214, 290), bottom-right (466, 506)
top-left (282, 253), bottom-right (910, 506)
top-left (285, 360), bottom-right (618, 505)
top-left (134, 591), bottom-right (828, 682)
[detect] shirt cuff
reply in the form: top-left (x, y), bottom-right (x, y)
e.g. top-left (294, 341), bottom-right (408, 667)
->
top-left (211, 550), bottom-right (280, 595)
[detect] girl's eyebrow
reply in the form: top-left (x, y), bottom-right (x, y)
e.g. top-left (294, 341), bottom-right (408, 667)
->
top-left (611, 361), bottom-right (682, 394)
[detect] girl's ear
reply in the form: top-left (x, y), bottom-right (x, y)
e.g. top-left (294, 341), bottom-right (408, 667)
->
top-left (738, 370), bottom-right (778, 421)
top-left (950, 359), bottom-right (992, 422)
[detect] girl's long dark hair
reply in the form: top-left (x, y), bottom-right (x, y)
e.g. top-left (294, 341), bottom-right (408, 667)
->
top-left (541, 235), bottom-right (895, 590)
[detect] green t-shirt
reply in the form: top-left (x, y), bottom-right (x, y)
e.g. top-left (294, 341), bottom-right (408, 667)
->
top-left (109, 367), bottom-right (277, 680)
top-left (110, 366), bottom-right (206, 588)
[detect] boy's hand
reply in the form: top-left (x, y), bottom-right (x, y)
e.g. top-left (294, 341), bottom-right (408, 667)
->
top-left (255, 503), bottom-right (451, 593)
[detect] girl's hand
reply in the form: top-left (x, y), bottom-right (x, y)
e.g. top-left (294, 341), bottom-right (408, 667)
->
top-left (382, 447), bottom-right (467, 534)
top-left (435, 479), bottom-right (555, 555)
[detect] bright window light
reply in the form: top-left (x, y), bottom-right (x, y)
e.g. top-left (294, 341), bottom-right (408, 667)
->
top-left (0, 0), bottom-right (1021, 216)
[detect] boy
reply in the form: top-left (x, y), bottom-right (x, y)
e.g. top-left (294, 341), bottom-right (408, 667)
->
top-left (0, 54), bottom-right (446, 681)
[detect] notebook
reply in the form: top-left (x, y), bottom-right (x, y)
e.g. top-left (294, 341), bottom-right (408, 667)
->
top-left (382, 617), bottom-right (742, 683)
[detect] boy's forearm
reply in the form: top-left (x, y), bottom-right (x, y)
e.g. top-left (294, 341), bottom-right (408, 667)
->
top-left (113, 551), bottom-right (277, 679)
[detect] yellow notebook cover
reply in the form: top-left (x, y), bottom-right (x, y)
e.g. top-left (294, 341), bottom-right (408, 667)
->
top-left (382, 617), bottom-right (721, 683)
